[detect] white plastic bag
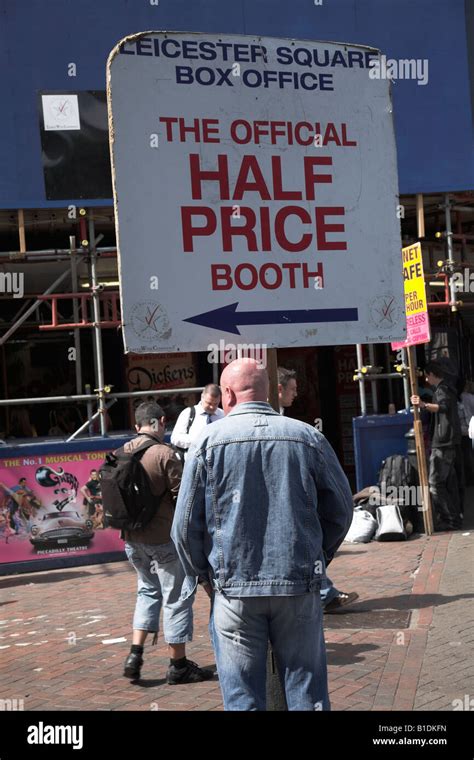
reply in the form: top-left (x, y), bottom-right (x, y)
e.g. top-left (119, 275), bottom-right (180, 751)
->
top-left (344, 507), bottom-right (377, 543)
top-left (468, 415), bottom-right (474, 440)
top-left (375, 504), bottom-right (407, 541)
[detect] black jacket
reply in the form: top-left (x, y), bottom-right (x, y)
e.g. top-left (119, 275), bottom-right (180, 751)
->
top-left (430, 380), bottom-right (461, 448)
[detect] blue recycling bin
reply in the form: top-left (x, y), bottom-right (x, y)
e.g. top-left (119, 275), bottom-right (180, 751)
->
top-left (353, 411), bottom-right (414, 491)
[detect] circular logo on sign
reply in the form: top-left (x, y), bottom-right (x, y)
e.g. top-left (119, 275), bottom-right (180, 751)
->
top-left (130, 302), bottom-right (172, 341)
top-left (50, 97), bottom-right (75, 122)
top-left (368, 294), bottom-right (402, 329)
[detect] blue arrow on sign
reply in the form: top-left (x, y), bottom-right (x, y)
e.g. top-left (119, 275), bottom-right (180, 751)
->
top-left (184, 302), bottom-right (359, 335)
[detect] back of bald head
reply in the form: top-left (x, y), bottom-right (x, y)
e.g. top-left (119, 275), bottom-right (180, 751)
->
top-left (220, 358), bottom-right (269, 403)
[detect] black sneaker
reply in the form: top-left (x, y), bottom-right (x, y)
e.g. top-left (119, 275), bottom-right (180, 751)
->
top-left (123, 652), bottom-right (143, 679)
top-left (166, 659), bottom-right (215, 685)
top-left (324, 591), bottom-right (359, 613)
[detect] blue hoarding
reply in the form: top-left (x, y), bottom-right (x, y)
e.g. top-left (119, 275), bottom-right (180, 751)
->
top-left (0, 0), bottom-right (473, 208)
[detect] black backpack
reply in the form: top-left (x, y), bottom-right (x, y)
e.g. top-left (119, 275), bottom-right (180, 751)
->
top-left (378, 454), bottom-right (412, 490)
top-left (377, 454), bottom-right (420, 530)
top-left (173, 405), bottom-right (196, 456)
top-left (100, 434), bottom-right (171, 531)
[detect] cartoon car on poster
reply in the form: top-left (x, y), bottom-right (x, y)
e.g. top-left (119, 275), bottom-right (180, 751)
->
top-left (29, 510), bottom-right (94, 550)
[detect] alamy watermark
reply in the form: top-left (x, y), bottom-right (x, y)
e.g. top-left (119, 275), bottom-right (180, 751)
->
top-left (27, 722), bottom-right (83, 750)
top-left (0, 272), bottom-right (24, 299)
top-left (452, 695), bottom-right (474, 711)
top-left (207, 340), bottom-right (267, 368)
top-left (368, 484), bottom-right (430, 510)
top-left (369, 56), bottom-right (429, 86)
top-left (452, 270), bottom-right (474, 293)
top-left (0, 698), bottom-right (25, 710)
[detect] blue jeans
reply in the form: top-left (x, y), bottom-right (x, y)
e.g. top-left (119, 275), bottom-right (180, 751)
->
top-left (125, 541), bottom-right (194, 644)
top-left (320, 576), bottom-right (339, 607)
top-left (211, 592), bottom-right (330, 711)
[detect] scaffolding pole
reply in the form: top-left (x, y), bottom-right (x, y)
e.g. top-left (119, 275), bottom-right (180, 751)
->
top-left (416, 193), bottom-right (425, 239)
top-left (17, 210), bottom-right (26, 254)
top-left (67, 399), bottom-right (118, 442)
top-left (85, 383), bottom-right (94, 437)
top-left (0, 260), bottom-right (85, 346)
top-left (0, 386), bottom-right (206, 407)
top-left (88, 212), bottom-right (107, 437)
top-left (1, 343), bottom-right (9, 434)
top-left (384, 344), bottom-right (394, 403)
top-left (356, 344), bottom-right (367, 415)
top-left (401, 348), bottom-right (411, 409)
top-left (0, 247), bottom-right (116, 261)
top-left (0, 386), bottom-right (207, 442)
top-left (444, 194), bottom-right (458, 312)
top-left (69, 235), bottom-right (82, 395)
top-left (0, 393), bottom-right (97, 406)
top-left (368, 344), bottom-right (379, 413)
top-left (356, 372), bottom-right (406, 381)
top-left (355, 344), bottom-right (412, 413)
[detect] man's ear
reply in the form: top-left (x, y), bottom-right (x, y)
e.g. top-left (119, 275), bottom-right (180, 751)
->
top-left (160, 416), bottom-right (166, 428)
top-left (135, 425), bottom-right (140, 433)
top-left (227, 387), bottom-right (237, 408)
top-left (277, 383), bottom-right (282, 394)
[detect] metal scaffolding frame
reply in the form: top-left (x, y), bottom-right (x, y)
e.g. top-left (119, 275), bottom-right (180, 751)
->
top-left (353, 193), bottom-right (474, 417)
top-left (0, 208), bottom-right (204, 441)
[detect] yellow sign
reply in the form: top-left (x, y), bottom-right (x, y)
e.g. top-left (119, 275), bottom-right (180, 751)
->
top-left (392, 242), bottom-right (430, 349)
top-left (402, 243), bottom-right (427, 314)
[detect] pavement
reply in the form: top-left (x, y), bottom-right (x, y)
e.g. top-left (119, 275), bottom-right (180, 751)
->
top-left (0, 509), bottom-right (473, 712)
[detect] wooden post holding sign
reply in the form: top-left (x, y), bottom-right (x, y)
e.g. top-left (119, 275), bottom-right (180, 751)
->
top-left (392, 243), bottom-right (433, 535)
top-left (407, 346), bottom-right (434, 535)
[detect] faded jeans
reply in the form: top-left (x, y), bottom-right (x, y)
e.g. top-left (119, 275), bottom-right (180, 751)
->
top-left (125, 541), bottom-right (194, 644)
top-left (211, 591), bottom-right (330, 711)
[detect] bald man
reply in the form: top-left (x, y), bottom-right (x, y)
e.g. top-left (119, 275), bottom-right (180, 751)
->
top-left (172, 358), bottom-right (353, 711)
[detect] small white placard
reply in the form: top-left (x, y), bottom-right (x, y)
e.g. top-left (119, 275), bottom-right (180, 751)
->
top-left (42, 94), bottom-right (80, 131)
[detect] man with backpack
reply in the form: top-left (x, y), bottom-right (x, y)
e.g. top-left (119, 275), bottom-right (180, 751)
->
top-left (171, 384), bottom-right (224, 457)
top-left (104, 401), bottom-right (214, 684)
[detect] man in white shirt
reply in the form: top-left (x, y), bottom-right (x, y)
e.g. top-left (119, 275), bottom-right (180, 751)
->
top-left (171, 384), bottom-right (224, 455)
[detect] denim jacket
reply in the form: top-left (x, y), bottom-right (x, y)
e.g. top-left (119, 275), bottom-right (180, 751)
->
top-left (171, 402), bottom-right (353, 597)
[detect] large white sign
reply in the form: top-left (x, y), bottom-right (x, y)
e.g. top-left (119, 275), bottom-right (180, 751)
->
top-left (107, 32), bottom-right (406, 353)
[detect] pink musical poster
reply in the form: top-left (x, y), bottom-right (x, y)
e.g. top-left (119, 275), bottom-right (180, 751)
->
top-left (0, 450), bottom-right (124, 566)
